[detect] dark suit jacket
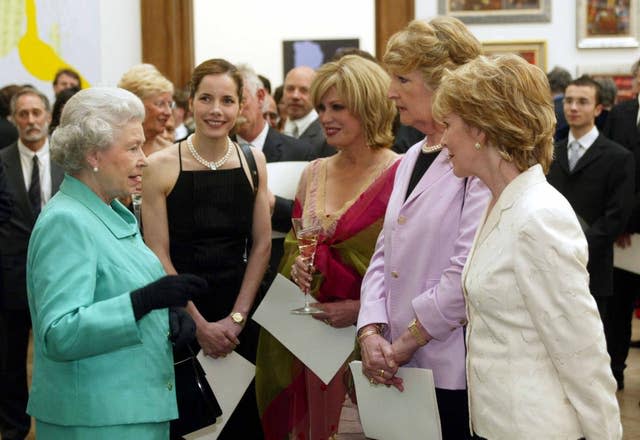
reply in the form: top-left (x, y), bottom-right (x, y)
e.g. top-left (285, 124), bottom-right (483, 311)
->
top-left (299, 118), bottom-right (336, 160)
top-left (0, 156), bottom-right (11, 224)
top-left (603, 98), bottom-right (640, 232)
top-left (0, 118), bottom-right (18, 150)
top-left (264, 127), bottom-right (308, 232)
top-left (0, 143), bottom-right (63, 309)
top-left (547, 134), bottom-right (635, 297)
top-left (553, 95), bottom-right (569, 142)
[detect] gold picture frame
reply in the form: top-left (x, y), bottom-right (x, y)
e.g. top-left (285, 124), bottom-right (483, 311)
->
top-left (577, 0), bottom-right (639, 48)
top-left (438, 0), bottom-right (551, 24)
top-left (482, 40), bottom-right (547, 72)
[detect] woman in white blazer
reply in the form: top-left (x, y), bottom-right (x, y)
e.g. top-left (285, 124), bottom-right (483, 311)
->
top-left (432, 54), bottom-right (622, 439)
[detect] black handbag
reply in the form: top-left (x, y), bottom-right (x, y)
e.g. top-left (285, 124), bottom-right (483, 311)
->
top-left (170, 345), bottom-right (222, 439)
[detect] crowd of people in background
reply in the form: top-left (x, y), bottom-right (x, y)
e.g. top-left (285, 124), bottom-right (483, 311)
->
top-left (1, 15), bottom-right (639, 440)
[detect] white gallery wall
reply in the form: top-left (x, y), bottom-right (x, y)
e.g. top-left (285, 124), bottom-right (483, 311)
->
top-left (193, 0), bottom-right (376, 88)
top-left (99, 0), bottom-right (141, 88)
top-left (416, 1), bottom-right (640, 76)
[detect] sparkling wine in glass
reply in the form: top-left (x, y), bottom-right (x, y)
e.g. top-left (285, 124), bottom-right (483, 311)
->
top-left (291, 217), bottom-right (322, 315)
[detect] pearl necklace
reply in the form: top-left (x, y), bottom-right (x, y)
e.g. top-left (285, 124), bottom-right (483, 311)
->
top-left (421, 140), bottom-right (443, 154)
top-left (186, 135), bottom-right (233, 170)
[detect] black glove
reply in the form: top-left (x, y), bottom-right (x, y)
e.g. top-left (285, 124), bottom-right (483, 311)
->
top-left (169, 307), bottom-right (196, 349)
top-left (130, 274), bottom-right (208, 321)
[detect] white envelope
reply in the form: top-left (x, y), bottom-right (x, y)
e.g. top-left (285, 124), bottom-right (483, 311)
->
top-left (183, 351), bottom-right (255, 440)
top-left (614, 233), bottom-right (640, 275)
top-left (266, 161), bottom-right (308, 239)
top-left (252, 274), bottom-right (356, 384)
top-left (349, 361), bottom-right (442, 440)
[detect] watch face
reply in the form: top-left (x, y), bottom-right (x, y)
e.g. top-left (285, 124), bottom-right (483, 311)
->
top-left (231, 312), bottom-right (244, 323)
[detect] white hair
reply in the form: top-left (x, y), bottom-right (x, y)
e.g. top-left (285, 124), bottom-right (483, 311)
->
top-left (51, 87), bottom-right (145, 173)
top-left (236, 64), bottom-right (263, 97)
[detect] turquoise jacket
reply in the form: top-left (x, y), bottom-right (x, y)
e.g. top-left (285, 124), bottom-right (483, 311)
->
top-left (26, 175), bottom-right (177, 426)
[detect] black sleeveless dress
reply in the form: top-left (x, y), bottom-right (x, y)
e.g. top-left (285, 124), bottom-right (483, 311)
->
top-left (166, 143), bottom-right (264, 439)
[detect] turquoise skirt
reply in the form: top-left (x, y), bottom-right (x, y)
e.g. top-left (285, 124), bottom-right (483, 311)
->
top-left (35, 419), bottom-right (169, 440)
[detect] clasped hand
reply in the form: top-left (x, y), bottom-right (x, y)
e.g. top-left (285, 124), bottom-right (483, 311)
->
top-left (196, 316), bottom-right (241, 358)
top-left (360, 331), bottom-right (420, 392)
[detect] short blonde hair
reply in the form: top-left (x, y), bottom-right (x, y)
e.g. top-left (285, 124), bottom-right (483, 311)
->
top-left (432, 54), bottom-right (555, 173)
top-left (310, 55), bottom-right (395, 149)
top-left (118, 64), bottom-right (174, 100)
top-left (383, 17), bottom-right (481, 89)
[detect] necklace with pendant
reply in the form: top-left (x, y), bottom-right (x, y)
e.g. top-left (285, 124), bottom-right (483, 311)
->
top-left (421, 139), bottom-right (443, 154)
top-left (186, 135), bottom-right (233, 170)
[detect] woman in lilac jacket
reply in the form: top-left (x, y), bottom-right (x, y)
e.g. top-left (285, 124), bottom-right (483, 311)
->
top-left (356, 18), bottom-right (489, 439)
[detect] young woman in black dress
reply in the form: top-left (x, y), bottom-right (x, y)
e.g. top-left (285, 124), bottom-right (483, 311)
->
top-left (143, 58), bottom-right (271, 438)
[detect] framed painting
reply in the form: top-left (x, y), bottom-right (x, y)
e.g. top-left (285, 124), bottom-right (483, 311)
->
top-left (577, 0), bottom-right (639, 48)
top-left (482, 40), bottom-right (547, 72)
top-left (282, 39), bottom-right (359, 75)
top-left (437, 0), bottom-right (551, 24)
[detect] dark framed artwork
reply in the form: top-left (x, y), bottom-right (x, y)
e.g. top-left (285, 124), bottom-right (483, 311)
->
top-left (437, 0), bottom-right (551, 24)
top-left (282, 39), bottom-right (359, 74)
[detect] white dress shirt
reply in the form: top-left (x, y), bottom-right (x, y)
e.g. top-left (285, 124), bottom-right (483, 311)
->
top-left (567, 125), bottom-right (599, 164)
top-left (18, 139), bottom-right (52, 208)
top-left (237, 122), bottom-right (269, 151)
top-left (283, 109), bottom-right (318, 138)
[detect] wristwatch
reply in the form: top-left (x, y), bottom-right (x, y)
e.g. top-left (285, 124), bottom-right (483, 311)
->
top-left (230, 312), bottom-right (245, 326)
top-left (408, 318), bottom-right (428, 346)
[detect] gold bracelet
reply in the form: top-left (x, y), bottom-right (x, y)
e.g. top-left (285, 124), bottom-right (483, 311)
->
top-left (357, 328), bottom-right (380, 343)
top-left (408, 318), bottom-right (427, 346)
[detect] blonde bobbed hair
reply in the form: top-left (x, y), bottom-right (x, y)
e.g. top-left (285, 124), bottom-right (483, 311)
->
top-left (310, 55), bottom-right (395, 149)
top-left (432, 54), bottom-right (555, 173)
top-left (383, 17), bottom-right (481, 89)
top-left (118, 63), bottom-right (174, 100)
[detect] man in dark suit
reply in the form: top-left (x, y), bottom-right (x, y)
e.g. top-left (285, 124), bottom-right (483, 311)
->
top-left (236, 65), bottom-right (310, 277)
top-left (547, 75), bottom-right (635, 380)
top-left (603, 58), bottom-right (640, 390)
top-left (0, 87), bottom-right (63, 440)
top-left (282, 66), bottom-right (335, 159)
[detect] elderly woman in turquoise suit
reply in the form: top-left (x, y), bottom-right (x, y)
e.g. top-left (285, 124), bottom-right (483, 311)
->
top-left (26, 87), bottom-right (207, 439)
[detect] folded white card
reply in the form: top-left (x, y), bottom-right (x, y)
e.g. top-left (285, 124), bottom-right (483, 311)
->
top-left (614, 233), bottom-right (640, 275)
top-left (266, 161), bottom-right (308, 239)
top-left (184, 351), bottom-right (255, 440)
top-left (349, 361), bottom-right (442, 440)
top-left (252, 273), bottom-right (356, 384)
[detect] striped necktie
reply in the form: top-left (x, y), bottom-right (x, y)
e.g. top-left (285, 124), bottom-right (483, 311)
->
top-left (568, 141), bottom-right (582, 171)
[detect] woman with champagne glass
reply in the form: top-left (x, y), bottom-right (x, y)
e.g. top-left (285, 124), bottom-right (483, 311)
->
top-left (256, 55), bottom-right (400, 440)
top-left (142, 58), bottom-right (271, 439)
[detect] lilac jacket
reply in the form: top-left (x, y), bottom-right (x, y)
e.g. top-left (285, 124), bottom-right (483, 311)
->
top-left (358, 141), bottom-right (490, 389)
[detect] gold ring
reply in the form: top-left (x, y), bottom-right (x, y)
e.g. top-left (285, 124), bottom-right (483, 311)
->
top-left (324, 319), bottom-right (330, 325)
top-left (369, 377), bottom-right (375, 385)
top-left (379, 369), bottom-right (385, 378)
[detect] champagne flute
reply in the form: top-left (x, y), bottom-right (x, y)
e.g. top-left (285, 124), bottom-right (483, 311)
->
top-left (291, 217), bottom-right (322, 314)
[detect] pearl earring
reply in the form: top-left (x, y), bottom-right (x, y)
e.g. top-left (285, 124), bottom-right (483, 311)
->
top-left (93, 166), bottom-right (99, 172)
top-left (474, 142), bottom-right (482, 150)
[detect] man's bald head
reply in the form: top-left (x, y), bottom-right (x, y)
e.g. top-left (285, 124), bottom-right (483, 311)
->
top-left (283, 66), bottom-right (316, 120)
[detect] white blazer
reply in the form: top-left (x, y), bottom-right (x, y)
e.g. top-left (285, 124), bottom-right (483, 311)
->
top-left (462, 165), bottom-right (622, 440)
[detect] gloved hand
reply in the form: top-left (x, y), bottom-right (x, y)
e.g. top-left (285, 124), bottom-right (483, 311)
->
top-left (130, 274), bottom-right (208, 321)
top-left (169, 307), bottom-right (196, 349)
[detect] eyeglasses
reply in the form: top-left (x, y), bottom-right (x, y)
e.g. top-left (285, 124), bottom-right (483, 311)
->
top-left (152, 100), bottom-right (176, 110)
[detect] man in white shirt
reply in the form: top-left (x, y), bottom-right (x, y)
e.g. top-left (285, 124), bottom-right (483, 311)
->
top-left (0, 87), bottom-right (63, 440)
top-left (547, 76), bottom-right (634, 390)
top-left (282, 66), bottom-right (335, 158)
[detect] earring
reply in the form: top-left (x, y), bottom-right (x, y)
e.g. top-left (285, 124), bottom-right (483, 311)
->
top-left (93, 166), bottom-right (99, 172)
top-left (474, 142), bottom-right (482, 151)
